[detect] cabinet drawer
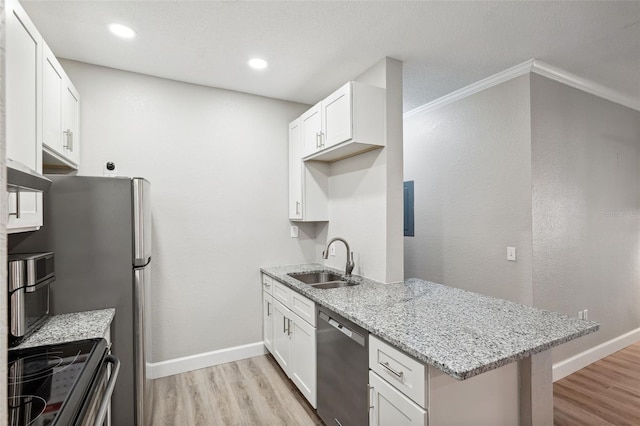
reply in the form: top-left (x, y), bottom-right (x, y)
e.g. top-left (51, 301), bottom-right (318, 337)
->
top-left (369, 335), bottom-right (428, 408)
top-left (261, 274), bottom-right (273, 295)
top-left (272, 280), bottom-right (291, 306)
top-left (290, 291), bottom-right (316, 327)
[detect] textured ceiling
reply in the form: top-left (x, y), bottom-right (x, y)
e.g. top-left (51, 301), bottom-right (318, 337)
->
top-left (22, 1), bottom-right (640, 112)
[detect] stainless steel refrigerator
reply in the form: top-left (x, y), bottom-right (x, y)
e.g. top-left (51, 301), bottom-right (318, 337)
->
top-left (9, 175), bottom-right (153, 426)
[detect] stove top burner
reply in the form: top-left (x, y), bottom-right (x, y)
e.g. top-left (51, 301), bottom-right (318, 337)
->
top-left (7, 339), bottom-right (107, 426)
top-left (8, 354), bottom-right (65, 385)
top-left (8, 395), bottom-right (46, 426)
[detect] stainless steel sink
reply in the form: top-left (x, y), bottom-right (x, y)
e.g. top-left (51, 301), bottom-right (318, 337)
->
top-left (288, 271), bottom-right (343, 284)
top-left (310, 281), bottom-right (357, 290)
top-left (287, 271), bottom-right (359, 289)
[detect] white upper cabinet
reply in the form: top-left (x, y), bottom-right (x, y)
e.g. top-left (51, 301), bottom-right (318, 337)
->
top-left (61, 80), bottom-right (80, 166)
top-left (289, 119), bottom-right (329, 222)
top-left (301, 104), bottom-right (323, 158)
top-left (6, 0), bottom-right (44, 233)
top-left (43, 44), bottom-right (65, 157)
top-left (42, 43), bottom-right (80, 169)
top-left (301, 81), bottom-right (385, 162)
top-left (288, 119), bottom-right (303, 220)
top-left (6, 0), bottom-right (81, 233)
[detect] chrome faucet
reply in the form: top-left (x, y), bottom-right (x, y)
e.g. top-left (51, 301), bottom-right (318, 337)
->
top-left (322, 237), bottom-right (355, 276)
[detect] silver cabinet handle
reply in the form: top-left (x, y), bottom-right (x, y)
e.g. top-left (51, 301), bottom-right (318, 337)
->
top-left (266, 301), bottom-right (271, 317)
top-left (367, 384), bottom-right (374, 411)
top-left (296, 201), bottom-right (300, 215)
top-left (263, 281), bottom-right (271, 288)
top-left (283, 316), bottom-right (287, 333)
top-left (380, 361), bottom-right (404, 379)
top-left (320, 131), bottom-right (325, 148)
top-left (63, 129), bottom-right (73, 152)
top-left (316, 132), bottom-right (321, 148)
top-left (9, 192), bottom-right (21, 219)
top-left (287, 318), bottom-right (293, 336)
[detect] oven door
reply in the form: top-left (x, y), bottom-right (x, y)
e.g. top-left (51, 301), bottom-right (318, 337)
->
top-left (76, 354), bottom-right (120, 426)
top-left (9, 279), bottom-right (51, 344)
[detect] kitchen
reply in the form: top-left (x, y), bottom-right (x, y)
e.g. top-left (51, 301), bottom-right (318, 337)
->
top-left (2, 1), bottom-right (640, 425)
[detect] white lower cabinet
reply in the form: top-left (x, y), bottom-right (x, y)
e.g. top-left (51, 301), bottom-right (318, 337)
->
top-left (290, 314), bottom-right (316, 406)
top-left (272, 299), bottom-right (292, 373)
top-left (369, 371), bottom-right (427, 426)
top-left (369, 334), bottom-right (519, 426)
top-left (262, 276), bottom-right (317, 409)
top-left (272, 299), bottom-right (317, 408)
top-left (262, 292), bottom-right (274, 353)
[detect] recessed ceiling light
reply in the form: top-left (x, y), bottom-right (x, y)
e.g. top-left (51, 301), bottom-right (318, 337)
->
top-left (109, 23), bottom-right (136, 39)
top-left (248, 58), bottom-right (268, 70)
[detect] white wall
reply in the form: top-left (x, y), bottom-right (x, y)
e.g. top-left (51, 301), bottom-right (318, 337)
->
top-left (531, 74), bottom-right (640, 362)
top-left (322, 58), bottom-right (404, 283)
top-left (404, 70), bottom-right (640, 367)
top-left (59, 60), bottom-right (316, 362)
top-left (404, 75), bottom-right (534, 304)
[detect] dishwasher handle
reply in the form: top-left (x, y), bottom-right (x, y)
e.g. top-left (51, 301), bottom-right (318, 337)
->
top-left (319, 311), bottom-right (366, 346)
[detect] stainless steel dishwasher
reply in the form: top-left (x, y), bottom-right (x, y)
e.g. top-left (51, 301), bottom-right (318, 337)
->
top-left (317, 306), bottom-right (369, 426)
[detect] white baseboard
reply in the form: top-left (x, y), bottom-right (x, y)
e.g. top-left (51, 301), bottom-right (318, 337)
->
top-left (552, 327), bottom-right (640, 382)
top-left (148, 341), bottom-right (268, 379)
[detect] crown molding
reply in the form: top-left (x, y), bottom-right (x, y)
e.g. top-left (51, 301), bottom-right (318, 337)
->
top-left (404, 59), bottom-right (639, 118)
top-left (530, 60), bottom-right (639, 112)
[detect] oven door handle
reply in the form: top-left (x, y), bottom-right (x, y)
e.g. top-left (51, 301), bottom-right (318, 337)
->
top-left (93, 355), bottom-right (121, 426)
top-left (24, 276), bottom-right (56, 293)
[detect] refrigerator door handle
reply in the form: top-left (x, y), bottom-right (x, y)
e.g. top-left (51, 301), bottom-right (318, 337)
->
top-left (132, 178), bottom-right (152, 267)
top-left (134, 267), bottom-right (152, 426)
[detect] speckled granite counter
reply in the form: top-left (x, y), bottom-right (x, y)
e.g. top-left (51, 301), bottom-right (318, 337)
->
top-left (10, 308), bottom-right (116, 350)
top-left (261, 264), bottom-right (599, 380)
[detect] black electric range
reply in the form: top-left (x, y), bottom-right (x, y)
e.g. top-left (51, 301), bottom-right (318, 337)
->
top-left (8, 338), bottom-right (109, 426)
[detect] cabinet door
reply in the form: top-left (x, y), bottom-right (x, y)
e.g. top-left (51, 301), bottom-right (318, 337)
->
top-left (42, 43), bottom-right (64, 157)
top-left (263, 292), bottom-right (274, 353)
top-left (290, 315), bottom-right (317, 408)
top-left (369, 372), bottom-right (428, 426)
top-left (300, 103), bottom-right (322, 157)
top-left (272, 300), bottom-right (291, 375)
top-left (62, 79), bottom-right (80, 165)
top-left (322, 82), bottom-right (352, 150)
top-left (6, 0), bottom-right (43, 232)
top-left (288, 119), bottom-right (303, 220)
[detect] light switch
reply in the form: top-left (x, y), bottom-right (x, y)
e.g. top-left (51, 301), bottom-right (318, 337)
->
top-left (290, 226), bottom-right (299, 238)
top-left (507, 247), bottom-right (516, 261)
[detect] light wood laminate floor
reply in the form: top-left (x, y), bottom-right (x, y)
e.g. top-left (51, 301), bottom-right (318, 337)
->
top-left (152, 342), bottom-right (640, 425)
top-left (151, 354), bottom-right (323, 425)
top-left (554, 341), bottom-right (640, 425)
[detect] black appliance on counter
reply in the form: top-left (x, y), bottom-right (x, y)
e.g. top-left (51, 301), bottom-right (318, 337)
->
top-left (8, 338), bottom-right (120, 426)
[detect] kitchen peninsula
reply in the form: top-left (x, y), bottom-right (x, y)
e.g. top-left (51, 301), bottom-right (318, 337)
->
top-left (261, 264), bottom-right (599, 426)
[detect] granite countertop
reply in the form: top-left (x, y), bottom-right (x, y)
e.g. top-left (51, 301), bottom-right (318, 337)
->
top-left (11, 308), bottom-right (116, 350)
top-left (261, 264), bottom-right (599, 380)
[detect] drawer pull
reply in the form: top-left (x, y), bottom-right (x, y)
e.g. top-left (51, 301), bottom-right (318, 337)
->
top-left (380, 361), bottom-right (404, 379)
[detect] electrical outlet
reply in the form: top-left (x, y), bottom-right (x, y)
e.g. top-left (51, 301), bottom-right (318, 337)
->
top-left (507, 247), bottom-right (516, 261)
top-left (330, 245), bottom-right (336, 256)
top-left (290, 226), bottom-right (299, 238)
